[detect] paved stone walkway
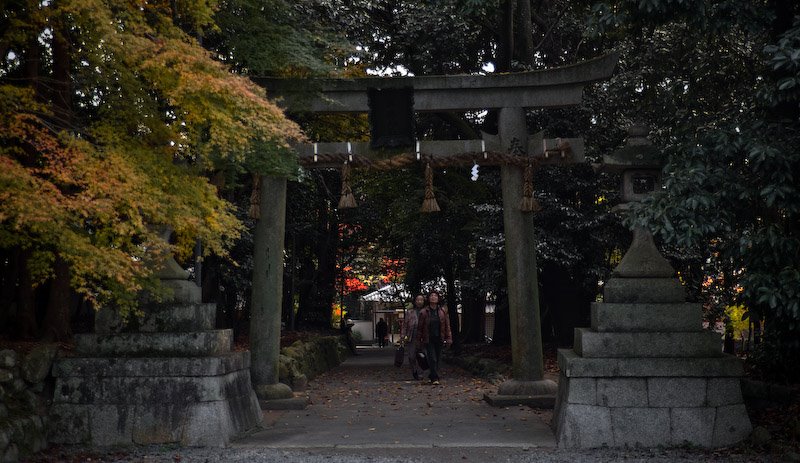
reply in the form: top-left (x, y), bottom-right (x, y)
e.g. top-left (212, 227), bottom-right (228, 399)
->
top-left (235, 346), bottom-right (556, 450)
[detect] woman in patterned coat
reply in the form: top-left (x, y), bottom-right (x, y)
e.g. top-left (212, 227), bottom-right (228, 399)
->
top-left (401, 294), bottom-right (426, 380)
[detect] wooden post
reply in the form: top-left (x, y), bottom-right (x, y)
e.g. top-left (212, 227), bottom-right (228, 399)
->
top-left (250, 175), bottom-right (293, 400)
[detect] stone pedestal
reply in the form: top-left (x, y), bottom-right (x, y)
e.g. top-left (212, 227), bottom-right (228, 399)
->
top-left (552, 230), bottom-right (751, 448)
top-left (49, 281), bottom-right (262, 447)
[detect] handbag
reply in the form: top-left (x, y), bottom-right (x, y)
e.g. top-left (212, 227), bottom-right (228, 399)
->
top-left (416, 351), bottom-right (429, 370)
top-left (394, 345), bottom-right (405, 367)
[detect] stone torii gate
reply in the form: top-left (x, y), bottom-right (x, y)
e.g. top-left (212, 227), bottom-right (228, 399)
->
top-left (249, 53), bottom-right (619, 403)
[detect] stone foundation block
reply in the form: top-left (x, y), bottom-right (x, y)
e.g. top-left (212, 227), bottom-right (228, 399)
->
top-left (591, 303), bottom-right (702, 332)
top-left (713, 404), bottom-right (753, 447)
top-left (75, 330), bottom-right (232, 357)
top-left (48, 404), bottom-right (90, 444)
top-left (648, 378), bottom-right (707, 407)
top-left (95, 303), bottom-right (216, 334)
top-left (598, 378), bottom-right (648, 407)
top-left (89, 405), bottom-right (134, 446)
top-left (671, 407), bottom-right (715, 447)
top-left (574, 329), bottom-right (722, 358)
top-left (182, 401), bottom-right (235, 447)
top-left (131, 403), bottom-right (185, 444)
top-left (227, 388), bottom-right (263, 432)
top-left (565, 377), bottom-right (597, 405)
top-left (554, 404), bottom-right (613, 448)
top-left (707, 378), bottom-right (744, 406)
top-left (603, 277), bottom-right (685, 303)
top-left (56, 375), bottom-right (228, 404)
top-left (54, 352), bottom-right (250, 378)
top-left (559, 349), bottom-right (744, 378)
top-left (611, 407), bottom-right (670, 447)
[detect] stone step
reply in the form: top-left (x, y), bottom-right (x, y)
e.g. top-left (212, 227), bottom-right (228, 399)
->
top-left (574, 328), bottom-right (722, 358)
top-left (483, 393), bottom-right (555, 409)
top-left (591, 302), bottom-right (702, 332)
top-left (603, 277), bottom-right (685, 303)
top-left (74, 330), bottom-right (232, 357)
top-left (558, 349), bottom-right (744, 378)
top-left (95, 303), bottom-right (217, 334)
top-left (53, 352), bottom-right (250, 378)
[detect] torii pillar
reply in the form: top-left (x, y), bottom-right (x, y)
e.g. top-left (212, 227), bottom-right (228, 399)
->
top-left (493, 107), bottom-right (557, 401)
top-left (250, 175), bottom-right (294, 402)
top-left (254, 53), bottom-right (618, 404)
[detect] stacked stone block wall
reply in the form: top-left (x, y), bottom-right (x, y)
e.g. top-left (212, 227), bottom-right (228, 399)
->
top-left (555, 366), bottom-right (750, 447)
top-left (0, 346), bottom-right (57, 462)
top-left (278, 336), bottom-right (347, 391)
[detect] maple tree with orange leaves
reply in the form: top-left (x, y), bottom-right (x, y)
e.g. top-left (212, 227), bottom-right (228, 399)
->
top-left (0, 0), bottom-right (303, 338)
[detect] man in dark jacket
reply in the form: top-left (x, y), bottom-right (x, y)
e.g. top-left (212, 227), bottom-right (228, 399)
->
top-left (376, 317), bottom-right (388, 348)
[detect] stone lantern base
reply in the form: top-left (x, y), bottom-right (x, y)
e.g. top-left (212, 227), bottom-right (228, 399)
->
top-left (552, 231), bottom-right (751, 448)
top-left (48, 279), bottom-right (262, 447)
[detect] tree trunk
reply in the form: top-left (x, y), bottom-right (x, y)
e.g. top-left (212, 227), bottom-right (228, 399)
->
top-left (497, 0), bottom-right (516, 72)
top-left (51, 23), bottom-right (72, 129)
top-left (492, 289), bottom-right (511, 345)
top-left (296, 255), bottom-right (315, 327)
top-left (540, 263), bottom-right (591, 347)
top-left (310, 227), bottom-right (337, 327)
top-left (517, 0), bottom-right (535, 64)
top-left (460, 286), bottom-right (485, 344)
top-left (301, 176), bottom-right (339, 329)
top-left (0, 249), bottom-right (19, 330)
top-left (15, 251), bottom-right (38, 339)
top-left (463, 247), bottom-right (490, 344)
top-left (444, 260), bottom-right (460, 350)
top-left (41, 256), bottom-right (72, 341)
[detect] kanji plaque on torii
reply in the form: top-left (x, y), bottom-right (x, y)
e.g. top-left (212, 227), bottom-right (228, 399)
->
top-left (248, 52), bottom-right (619, 406)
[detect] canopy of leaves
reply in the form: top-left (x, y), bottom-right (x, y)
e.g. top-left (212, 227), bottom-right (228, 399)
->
top-left (0, 0), bottom-right (303, 313)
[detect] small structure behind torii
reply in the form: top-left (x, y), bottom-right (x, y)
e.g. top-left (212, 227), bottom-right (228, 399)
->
top-left (248, 53), bottom-right (619, 403)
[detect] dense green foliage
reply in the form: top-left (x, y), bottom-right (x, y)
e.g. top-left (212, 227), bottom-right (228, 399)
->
top-left (592, 1), bottom-right (800, 381)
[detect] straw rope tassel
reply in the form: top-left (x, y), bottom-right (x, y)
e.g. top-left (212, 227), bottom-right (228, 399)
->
top-left (420, 163), bottom-right (441, 213)
top-left (249, 174), bottom-right (261, 219)
top-left (519, 163), bottom-right (541, 212)
top-left (338, 162), bottom-right (357, 209)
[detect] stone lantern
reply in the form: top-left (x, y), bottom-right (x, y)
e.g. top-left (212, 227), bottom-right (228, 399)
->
top-left (602, 124), bottom-right (677, 292)
top-left (551, 124), bottom-right (752, 449)
top-left (602, 123), bottom-right (664, 205)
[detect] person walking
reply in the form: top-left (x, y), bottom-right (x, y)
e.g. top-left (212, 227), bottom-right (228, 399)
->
top-left (417, 290), bottom-right (452, 385)
top-left (401, 294), bottom-right (425, 380)
top-left (376, 317), bottom-right (388, 348)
